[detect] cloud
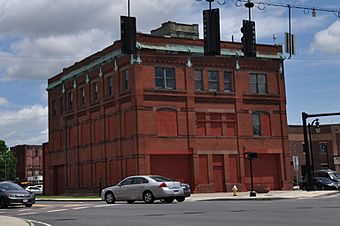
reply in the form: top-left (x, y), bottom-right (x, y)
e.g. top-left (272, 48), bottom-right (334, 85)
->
top-left (0, 104), bottom-right (48, 147)
top-left (0, 97), bottom-right (9, 106)
top-left (311, 21), bottom-right (340, 54)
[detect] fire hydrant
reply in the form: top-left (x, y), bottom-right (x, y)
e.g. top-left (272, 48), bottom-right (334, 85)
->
top-left (232, 185), bottom-right (238, 196)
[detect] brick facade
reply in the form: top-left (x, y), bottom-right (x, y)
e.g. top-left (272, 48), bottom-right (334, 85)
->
top-left (11, 145), bottom-right (43, 184)
top-left (44, 33), bottom-right (291, 195)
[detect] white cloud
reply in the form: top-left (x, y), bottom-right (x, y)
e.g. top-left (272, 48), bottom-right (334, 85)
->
top-left (0, 104), bottom-right (48, 147)
top-left (0, 97), bottom-right (9, 106)
top-left (311, 21), bottom-right (340, 54)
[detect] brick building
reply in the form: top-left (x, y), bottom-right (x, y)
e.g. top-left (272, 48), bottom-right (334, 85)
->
top-left (44, 23), bottom-right (291, 195)
top-left (289, 124), bottom-right (340, 182)
top-left (11, 145), bottom-right (43, 184)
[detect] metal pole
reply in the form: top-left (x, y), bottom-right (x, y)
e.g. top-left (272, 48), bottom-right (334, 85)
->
top-left (288, 4), bottom-right (292, 59)
top-left (302, 112), bottom-right (313, 191)
top-left (308, 124), bottom-right (315, 173)
top-left (128, 0), bottom-right (130, 17)
top-left (249, 159), bottom-right (256, 197)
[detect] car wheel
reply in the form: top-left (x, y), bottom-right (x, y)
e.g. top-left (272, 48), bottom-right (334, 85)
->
top-left (143, 191), bottom-right (154, 204)
top-left (176, 197), bottom-right (185, 202)
top-left (163, 198), bottom-right (174, 203)
top-left (25, 204), bottom-right (33, 208)
top-left (105, 192), bottom-right (116, 204)
top-left (0, 198), bottom-right (7, 208)
top-left (127, 200), bottom-right (135, 204)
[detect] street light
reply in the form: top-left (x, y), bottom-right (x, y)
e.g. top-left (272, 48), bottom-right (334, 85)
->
top-left (308, 118), bottom-right (320, 174)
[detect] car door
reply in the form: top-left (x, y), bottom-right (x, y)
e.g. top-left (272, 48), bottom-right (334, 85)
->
top-left (114, 178), bottom-right (134, 200)
top-left (130, 177), bottom-right (146, 200)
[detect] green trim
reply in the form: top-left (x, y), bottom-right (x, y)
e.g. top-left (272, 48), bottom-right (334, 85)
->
top-left (47, 42), bottom-right (283, 91)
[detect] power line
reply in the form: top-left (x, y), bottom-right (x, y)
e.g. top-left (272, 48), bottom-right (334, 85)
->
top-left (196, 0), bottom-right (340, 18)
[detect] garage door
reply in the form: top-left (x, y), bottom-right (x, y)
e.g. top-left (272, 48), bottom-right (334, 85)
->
top-left (244, 154), bottom-right (281, 190)
top-left (150, 155), bottom-right (193, 187)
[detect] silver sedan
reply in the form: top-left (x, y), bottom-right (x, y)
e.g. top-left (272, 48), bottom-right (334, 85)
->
top-left (101, 175), bottom-right (185, 204)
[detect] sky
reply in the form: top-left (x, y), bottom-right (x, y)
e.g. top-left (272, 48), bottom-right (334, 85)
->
top-left (0, 0), bottom-right (340, 147)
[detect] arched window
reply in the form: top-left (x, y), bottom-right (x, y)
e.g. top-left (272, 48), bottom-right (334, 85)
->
top-left (156, 108), bottom-right (178, 136)
top-left (252, 111), bottom-right (271, 136)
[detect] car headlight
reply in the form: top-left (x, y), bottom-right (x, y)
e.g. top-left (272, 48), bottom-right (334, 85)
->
top-left (7, 194), bottom-right (16, 198)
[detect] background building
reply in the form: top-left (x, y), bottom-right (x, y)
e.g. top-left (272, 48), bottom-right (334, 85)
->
top-left (288, 124), bottom-right (340, 183)
top-left (11, 145), bottom-right (43, 185)
top-left (44, 22), bottom-right (291, 195)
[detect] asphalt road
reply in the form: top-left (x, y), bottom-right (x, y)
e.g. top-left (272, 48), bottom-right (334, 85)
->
top-left (1, 194), bottom-right (340, 226)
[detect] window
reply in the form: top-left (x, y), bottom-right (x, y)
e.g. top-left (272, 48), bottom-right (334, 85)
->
top-left (209, 113), bottom-right (222, 136)
top-left (92, 82), bottom-right (98, 102)
top-left (252, 112), bottom-right (270, 136)
top-left (195, 70), bottom-right (203, 91)
top-left (155, 67), bottom-right (176, 89)
top-left (123, 70), bottom-right (129, 91)
top-left (107, 76), bottom-right (112, 97)
top-left (208, 70), bottom-right (219, 91)
top-left (67, 91), bottom-right (73, 110)
top-left (59, 96), bottom-right (64, 113)
top-left (79, 87), bottom-right (85, 106)
top-left (224, 71), bottom-right (233, 92)
top-left (250, 73), bottom-right (267, 94)
top-left (52, 100), bottom-right (56, 116)
top-left (196, 113), bottom-right (206, 136)
top-left (156, 109), bottom-right (178, 136)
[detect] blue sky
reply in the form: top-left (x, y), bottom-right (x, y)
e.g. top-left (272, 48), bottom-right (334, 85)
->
top-left (0, 0), bottom-right (340, 147)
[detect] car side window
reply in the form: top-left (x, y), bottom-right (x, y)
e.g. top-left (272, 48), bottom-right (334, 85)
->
top-left (142, 178), bottom-right (149, 184)
top-left (132, 177), bottom-right (143, 185)
top-left (120, 178), bottom-right (133, 186)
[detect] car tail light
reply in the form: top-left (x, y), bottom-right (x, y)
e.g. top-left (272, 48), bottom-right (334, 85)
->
top-left (159, 182), bottom-right (167, 188)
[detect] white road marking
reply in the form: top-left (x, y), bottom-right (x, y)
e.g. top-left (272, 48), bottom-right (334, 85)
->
top-left (93, 204), bottom-right (113, 208)
top-left (18, 209), bottom-right (32, 212)
top-left (17, 212), bottom-right (38, 216)
top-left (72, 206), bottom-right (90, 210)
top-left (0, 212), bottom-right (6, 214)
top-left (47, 208), bottom-right (68, 213)
top-left (24, 219), bottom-right (52, 226)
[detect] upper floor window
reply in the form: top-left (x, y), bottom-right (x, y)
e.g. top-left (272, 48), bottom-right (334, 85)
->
top-left (67, 91), bottom-right (73, 110)
top-left (79, 87), bottom-right (85, 106)
top-left (252, 111), bottom-right (271, 136)
top-left (92, 82), bottom-right (98, 102)
top-left (59, 96), bottom-right (64, 113)
top-left (195, 70), bottom-right (203, 91)
top-left (123, 70), bottom-right (129, 91)
top-left (250, 73), bottom-right (267, 94)
top-left (107, 76), bottom-right (113, 97)
top-left (155, 67), bottom-right (176, 89)
top-left (208, 70), bottom-right (219, 91)
top-left (52, 100), bottom-right (56, 116)
top-left (224, 71), bottom-right (233, 92)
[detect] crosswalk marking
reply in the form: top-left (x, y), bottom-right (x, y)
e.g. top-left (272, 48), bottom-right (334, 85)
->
top-left (72, 206), bottom-right (90, 210)
top-left (17, 212), bottom-right (38, 216)
top-left (47, 208), bottom-right (68, 213)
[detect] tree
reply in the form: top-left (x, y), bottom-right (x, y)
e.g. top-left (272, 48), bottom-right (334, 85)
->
top-left (0, 140), bottom-right (16, 181)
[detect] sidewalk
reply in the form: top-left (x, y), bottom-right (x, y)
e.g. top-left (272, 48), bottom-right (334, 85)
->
top-left (0, 216), bottom-right (28, 226)
top-left (35, 189), bottom-right (339, 202)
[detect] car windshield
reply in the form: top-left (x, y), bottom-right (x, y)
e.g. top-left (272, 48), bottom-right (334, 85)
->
top-left (329, 172), bottom-right (340, 180)
top-left (0, 183), bottom-right (24, 191)
top-left (150, 176), bottom-right (172, 182)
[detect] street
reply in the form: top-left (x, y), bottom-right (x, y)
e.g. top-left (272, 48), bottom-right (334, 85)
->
top-left (1, 193), bottom-right (340, 226)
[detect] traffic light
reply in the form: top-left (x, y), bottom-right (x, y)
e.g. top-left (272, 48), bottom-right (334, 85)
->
top-left (244, 152), bottom-right (257, 160)
top-left (241, 20), bottom-right (256, 57)
top-left (121, 16), bottom-right (136, 54)
top-left (203, 8), bottom-right (220, 56)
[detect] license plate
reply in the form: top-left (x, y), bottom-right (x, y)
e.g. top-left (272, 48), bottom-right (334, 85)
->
top-left (23, 199), bottom-right (28, 203)
top-left (174, 190), bottom-right (179, 194)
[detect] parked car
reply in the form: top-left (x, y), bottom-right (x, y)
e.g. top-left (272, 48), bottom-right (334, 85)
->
top-left (161, 181), bottom-right (191, 202)
top-left (101, 175), bottom-right (185, 204)
top-left (313, 177), bottom-right (340, 190)
top-left (313, 169), bottom-right (340, 183)
top-left (0, 181), bottom-right (35, 208)
top-left (25, 185), bottom-right (43, 195)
